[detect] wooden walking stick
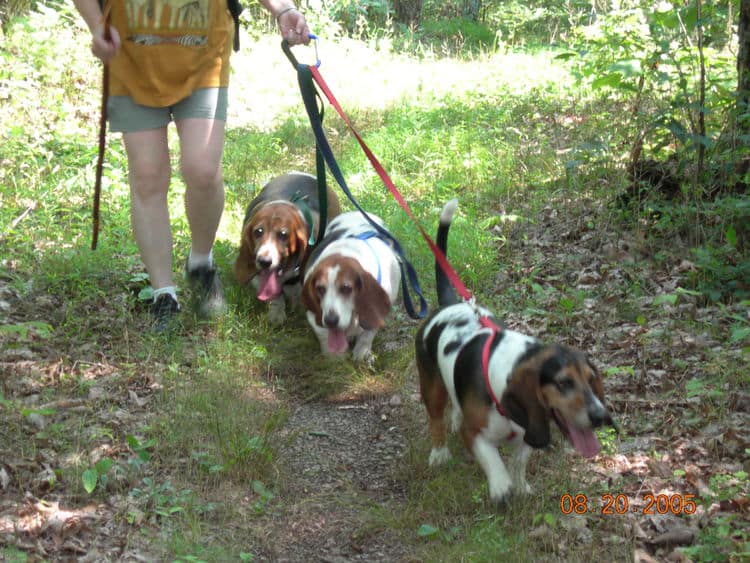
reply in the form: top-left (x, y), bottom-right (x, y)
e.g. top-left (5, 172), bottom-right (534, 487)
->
top-left (91, 1), bottom-right (112, 250)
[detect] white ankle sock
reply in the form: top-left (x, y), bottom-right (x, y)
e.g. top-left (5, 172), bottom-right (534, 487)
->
top-left (153, 286), bottom-right (178, 303)
top-left (187, 250), bottom-right (213, 271)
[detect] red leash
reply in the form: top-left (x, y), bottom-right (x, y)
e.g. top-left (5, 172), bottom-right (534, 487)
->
top-left (309, 66), bottom-right (471, 299)
top-left (308, 65), bottom-right (513, 428)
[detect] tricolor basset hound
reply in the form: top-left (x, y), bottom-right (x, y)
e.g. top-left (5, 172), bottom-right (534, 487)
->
top-left (415, 200), bottom-right (616, 503)
top-left (234, 172), bottom-right (341, 324)
top-left (301, 211), bottom-right (401, 364)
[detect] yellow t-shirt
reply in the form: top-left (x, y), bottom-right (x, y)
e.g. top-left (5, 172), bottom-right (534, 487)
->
top-left (108, 0), bottom-right (234, 107)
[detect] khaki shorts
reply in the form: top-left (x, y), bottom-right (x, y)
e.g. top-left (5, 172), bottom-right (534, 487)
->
top-left (107, 87), bottom-right (228, 133)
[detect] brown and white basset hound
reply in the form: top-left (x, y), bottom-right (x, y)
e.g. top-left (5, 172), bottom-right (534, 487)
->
top-left (301, 211), bottom-right (401, 364)
top-left (234, 172), bottom-right (341, 324)
top-left (415, 199), bottom-right (617, 503)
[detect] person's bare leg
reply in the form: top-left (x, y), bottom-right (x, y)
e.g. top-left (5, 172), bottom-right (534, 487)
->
top-left (176, 117), bottom-right (227, 315)
top-left (123, 127), bottom-right (180, 331)
top-left (123, 127), bottom-right (173, 291)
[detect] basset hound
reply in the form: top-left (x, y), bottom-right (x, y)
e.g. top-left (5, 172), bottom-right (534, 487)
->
top-left (301, 211), bottom-right (401, 364)
top-left (234, 172), bottom-right (341, 324)
top-left (415, 199), bottom-right (616, 503)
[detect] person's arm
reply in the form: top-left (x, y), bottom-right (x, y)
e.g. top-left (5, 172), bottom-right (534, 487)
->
top-left (72, 0), bottom-right (121, 63)
top-left (259, 1), bottom-right (311, 45)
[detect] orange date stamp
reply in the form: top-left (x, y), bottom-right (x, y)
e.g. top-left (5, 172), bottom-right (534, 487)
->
top-left (560, 493), bottom-right (697, 515)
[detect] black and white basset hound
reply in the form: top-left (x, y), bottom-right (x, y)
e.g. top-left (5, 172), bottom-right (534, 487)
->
top-left (415, 199), bottom-right (616, 502)
top-left (301, 211), bottom-right (401, 364)
top-left (234, 172), bottom-right (341, 324)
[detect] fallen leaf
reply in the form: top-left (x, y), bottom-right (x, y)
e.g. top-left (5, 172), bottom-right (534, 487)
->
top-left (648, 526), bottom-right (696, 547)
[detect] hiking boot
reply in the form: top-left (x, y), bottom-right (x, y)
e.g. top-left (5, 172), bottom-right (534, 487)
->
top-left (150, 293), bottom-right (180, 333)
top-left (185, 263), bottom-right (227, 318)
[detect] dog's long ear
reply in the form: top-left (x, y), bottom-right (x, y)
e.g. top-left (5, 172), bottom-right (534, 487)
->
top-left (234, 227), bottom-right (257, 285)
top-left (355, 272), bottom-right (391, 330)
top-left (500, 362), bottom-right (551, 449)
top-left (291, 218), bottom-right (308, 264)
top-left (324, 185), bottom-right (342, 220)
top-left (300, 272), bottom-right (323, 325)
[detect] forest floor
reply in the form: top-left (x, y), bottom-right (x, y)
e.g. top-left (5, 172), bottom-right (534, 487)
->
top-left (1, 200), bottom-right (748, 562)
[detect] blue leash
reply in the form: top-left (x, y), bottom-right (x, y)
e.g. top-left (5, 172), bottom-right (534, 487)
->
top-left (282, 39), bottom-right (428, 319)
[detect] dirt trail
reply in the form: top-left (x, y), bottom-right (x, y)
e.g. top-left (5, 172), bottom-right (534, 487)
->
top-left (256, 398), bottom-right (413, 562)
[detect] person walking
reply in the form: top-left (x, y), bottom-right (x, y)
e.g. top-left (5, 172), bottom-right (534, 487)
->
top-left (73, 0), bottom-right (311, 331)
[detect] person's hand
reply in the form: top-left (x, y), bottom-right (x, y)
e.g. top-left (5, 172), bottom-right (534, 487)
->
top-left (91, 24), bottom-right (121, 64)
top-left (277, 8), bottom-right (310, 46)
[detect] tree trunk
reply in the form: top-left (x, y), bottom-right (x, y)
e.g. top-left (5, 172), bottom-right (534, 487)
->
top-left (462, 0), bottom-right (482, 21)
top-left (737, 0), bottom-right (750, 180)
top-left (739, 0), bottom-right (750, 121)
top-left (392, 0), bottom-right (422, 28)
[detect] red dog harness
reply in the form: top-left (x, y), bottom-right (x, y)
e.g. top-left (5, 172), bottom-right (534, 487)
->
top-left (479, 316), bottom-right (517, 441)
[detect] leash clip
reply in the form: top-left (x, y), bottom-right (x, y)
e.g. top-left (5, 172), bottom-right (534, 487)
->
top-left (281, 33), bottom-right (321, 70)
top-left (465, 296), bottom-right (481, 317)
top-left (308, 33), bottom-right (321, 68)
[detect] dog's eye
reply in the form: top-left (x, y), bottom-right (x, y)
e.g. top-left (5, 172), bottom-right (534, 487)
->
top-left (339, 283), bottom-right (353, 296)
top-left (278, 229), bottom-right (289, 241)
top-left (556, 378), bottom-right (575, 392)
top-left (253, 227), bottom-right (264, 239)
top-left (315, 284), bottom-right (326, 298)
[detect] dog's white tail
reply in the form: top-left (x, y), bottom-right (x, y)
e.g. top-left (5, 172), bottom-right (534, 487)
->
top-left (436, 199), bottom-right (459, 307)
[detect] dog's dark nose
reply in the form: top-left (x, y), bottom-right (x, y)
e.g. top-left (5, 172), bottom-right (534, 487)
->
top-left (586, 391), bottom-right (611, 428)
top-left (257, 256), bottom-right (272, 269)
top-left (588, 404), bottom-right (618, 430)
top-left (324, 312), bottom-right (339, 328)
top-left (589, 410), bottom-right (607, 428)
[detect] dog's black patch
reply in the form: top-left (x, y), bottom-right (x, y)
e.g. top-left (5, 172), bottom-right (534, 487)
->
top-left (515, 342), bottom-right (545, 370)
top-left (539, 346), bottom-right (573, 386)
top-left (443, 338), bottom-right (463, 356)
top-left (453, 331), bottom-right (505, 406)
top-left (424, 319), bottom-right (449, 361)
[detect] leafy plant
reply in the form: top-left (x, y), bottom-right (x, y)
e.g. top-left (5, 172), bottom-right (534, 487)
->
top-left (330, 0), bottom-right (391, 38)
top-left (249, 479), bottom-right (274, 514)
top-left (416, 523), bottom-right (440, 539)
top-left (129, 477), bottom-right (191, 520)
top-left (682, 471), bottom-right (750, 561)
top-left (419, 17), bottom-right (497, 53)
top-left (82, 458), bottom-right (115, 494)
top-left (0, 321), bottom-right (54, 340)
top-left (128, 272), bottom-right (154, 302)
top-left (126, 434), bottom-right (156, 470)
top-left (531, 512), bottom-right (558, 527)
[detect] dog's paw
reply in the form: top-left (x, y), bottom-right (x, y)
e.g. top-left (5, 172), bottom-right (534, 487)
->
top-left (488, 483), bottom-right (512, 505)
top-left (352, 346), bottom-right (375, 365)
top-left (513, 480), bottom-right (533, 495)
top-left (488, 475), bottom-right (512, 505)
top-left (267, 300), bottom-right (286, 325)
top-left (429, 446), bottom-right (451, 466)
top-left (268, 309), bottom-right (286, 325)
top-left (449, 407), bottom-right (463, 433)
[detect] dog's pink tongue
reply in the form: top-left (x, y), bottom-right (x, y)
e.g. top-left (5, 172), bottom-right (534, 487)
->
top-left (327, 329), bottom-right (348, 354)
top-left (256, 270), bottom-right (282, 301)
top-left (566, 425), bottom-right (601, 458)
